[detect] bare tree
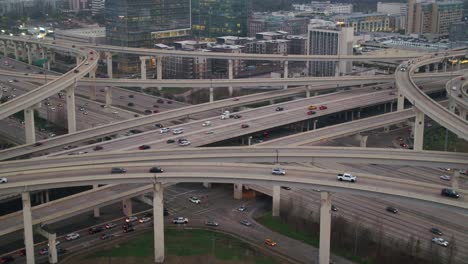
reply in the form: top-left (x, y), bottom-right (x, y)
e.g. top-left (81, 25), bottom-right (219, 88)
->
top-left (447, 235), bottom-right (457, 264)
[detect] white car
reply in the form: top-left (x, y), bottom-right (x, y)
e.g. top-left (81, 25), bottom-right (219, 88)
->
top-left (65, 232), bottom-right (80, 241)
top-left (189, 197), bottom-right (201, 204)
top-left (337, 173), bottom-right (356, 182)
top-left (272, 168), bottom-right (286, 175)
top-left (202, 121), bottom-right (211, 127)
top-left (112, 111), bottom-right (118, 115)
top-left (0, 178), bottom-right (7, 184)
top-left (432, 237), bottom-right (449, 247)
top-left (172, 128), bottom-right (184, 135)
top-left (139, 217), bottom-right (152, 223)
top-left (160, 128), bottom-right (170, 134)
top-left (451, 86), bottom-right (457, 91)
top-left (125, 216), bottom-right (138, 222)
top-left (172, 217), bottom-right (188, 224)
top-left (440, 175), bottom-right (451, 181)
top-left (238, 205), bottom-right (246, 212)
top-left (179, 140), bottom-right (191, 146)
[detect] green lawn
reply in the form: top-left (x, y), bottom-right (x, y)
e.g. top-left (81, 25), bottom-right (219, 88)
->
top-left (90, 229), bottom-right (277, 263)
top-left (423, 126), bottom-right (468, 152)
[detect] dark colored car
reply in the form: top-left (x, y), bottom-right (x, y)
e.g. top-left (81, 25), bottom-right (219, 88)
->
top-left (139, 145), bottom-right (151, 150)
top-left (128, 102), bottom-right (134, 107)
top-left (100, 233), bottom-right (114, 240)
top-left (241, 124), bottom-right (249, 128)
top-left (74, 69), bottom-right (79, 73)
top-left (128, 95), bottom-right (134, 98)
top-left (331, 205), bottom-right (338, 212)
top-left (441, 188), bottom-right (460, 198)
top-left (144, 110), bottom-right (152, 114)
top-left (157, 99), bottom-right (164, 104)
top-left (18, 249), bottom-right (26, 256)
top-left (111, 167), bottom-right (126, 174)
top-left (34, 142), bottom-right (43, 147)
top-left (430, 227), bottom-right (443, 236)
top-left (123, 226), bottom-right (135, 233)
top-left (307, 110), bottom-right (316, 115)
top-left (154, 123), bottom-right (163, 128)
top-left (233, 114), bottom-right (242, 119)
top-left (149, 167), bottom-right (164, 173)
top-left (88, 226), bottom-right (104, 234)
top-left (144, 213), bottom-right (153, 218)
top-left (275, 107), bottom-right (284, 111)
top-left (0, 256), bottom-right (14, 263)
top-left (281, 186), bottom-right (291, 190)
top-left (386, 206), bottom-right (398, 214)
top-left (93, 146), bottom-right (103, 151)
top-left (129, 129), bottom-right (143, 134)
top-left (153, 105), bottom-right (160, 108)
top-left (166, 139), bottom-right (175, 144)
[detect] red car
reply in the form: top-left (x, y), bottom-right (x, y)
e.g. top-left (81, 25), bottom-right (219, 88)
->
top-left (461, 77), bottom-right (466, 81)
top-left (138, 145), bottom-right (151, 150)
top-left (233, 98), bottom-right (239, 101)
top-left (400, 143), bottom-right (409, 149)
top-left (319, 105), bottom-right (327, 110)
top-left (241, 124), bottom-right (249, 128)
top-left (307, 111), bottom-right (316, 115)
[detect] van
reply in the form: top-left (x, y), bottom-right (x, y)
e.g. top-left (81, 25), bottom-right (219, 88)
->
top-left (172, 128), bottom-right (184, 135)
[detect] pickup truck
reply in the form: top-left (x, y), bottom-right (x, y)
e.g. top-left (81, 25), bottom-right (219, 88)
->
top-left (337, 173), bottom-right (356, 182)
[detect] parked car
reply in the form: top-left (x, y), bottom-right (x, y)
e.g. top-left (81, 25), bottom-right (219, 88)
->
top-left (264, 238), bottom-right (277, 247)
top-left (149, 167), bottom-right (164, 173)
top-left (441, 188), bottom-right (460, 198)
top-left (386, 206), bottom-right (398, 214)
top-left (240, 219), bottom-right (252, 226)
top-left (271, 168), bottom-right (286, 175)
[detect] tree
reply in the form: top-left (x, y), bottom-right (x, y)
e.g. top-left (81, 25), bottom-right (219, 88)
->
top-left (447, 235), bottom-right (457, 264)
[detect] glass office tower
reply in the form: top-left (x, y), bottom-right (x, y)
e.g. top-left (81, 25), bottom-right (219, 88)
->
top-left (192, 0), bottom-right (251, 38)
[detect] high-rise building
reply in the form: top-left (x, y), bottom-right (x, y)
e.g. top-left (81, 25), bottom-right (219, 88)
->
top-left (334, 13), bottom-right (391, 33)
top-left (91, 0), bottom-right (105, 15)
top-left (192, 0), bottom-right (251, 38)
top-left (105, 0), bottom-right (191, 48)
top-left (406, 0), bottom-right (463, 35)
top-left (307, 25), bottom-right (353, 77)
top-left (377, 2), bottom-right (408, 15)
top-left (248, 13), bottom-right (309, 37)
top-left (449, 21), bottom-right (468, 42)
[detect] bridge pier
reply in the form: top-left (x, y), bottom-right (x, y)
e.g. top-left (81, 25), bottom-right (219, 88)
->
top-left (306, 85), bottom-right (311, 97)
top-left (13, 42), bottom-right (18, 60)
top-left (283, 61), bottom-right (289, 89)
top-left (448, 98), bottom-right (456, 113)
top-left (355, 134), bottom-right (368, 147)
top-left (122, 198), bottom-right (132, 216)
top-left (233, 184), bottom-right (243, 200)
top-left (24, 107), bottom-right (36, 144)
top-left (443, 63), bottom-right (447, 72)
top-left (93, 184), bottom-right (100, 217)
top-left (66, 84), bottom-right (77, 133)
top-left (452, 170), bottom-right (460, 191)
top-left (460, 108), bottom-right (467, 120)
top-left (26, 44), bottom-right (32, 65)
top-left (228, 59), bottom-right (234, 96)
top-left (153, 183), bottom-right (165, 263)
top-left (22, 192), bottom-right (35, 264)
top-left (156, 55), bottom-right (162, 90)
top-left (105, 52), bottom-right (113, 78)
top-left (140, 56), bottom-right (147, 80)
top-left (89, 69), bottom-right (96, 100)
top-left (209, 87), bottom-right (214, 102)
top-left (1, 40), bottom-right (6, 57)
top-left (413, 107), bottom-right (425, 151)
top-left (36, 226), bottom-right (58, 264)
top-left (272, 185), bottom-right (280, 217)
top-left (105, 86), bottom-right (112, 106)
top-left (397, 90), bottom-right (405, 111)
top-left (319, 191), bottom-right (331, 264)
top-left (456, 61), bottom-right (461, 71)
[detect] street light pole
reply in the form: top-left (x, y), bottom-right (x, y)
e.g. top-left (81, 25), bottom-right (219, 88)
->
top-left (275, 149), bottom-right (279, 164)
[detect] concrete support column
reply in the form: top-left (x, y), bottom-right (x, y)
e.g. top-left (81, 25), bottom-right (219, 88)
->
top-left (105, 86), bottom-right (112, 106)
top-left (434, 63), bottom-right (438, 73)
top-left (156, 56), bottom-right (162, 80)
top-left (122, 198), bottom-right (132, 216)
top-left (105, 52), bottom-right (113, 78)
top-left (228, 59), bottom-right (234, 96)
top-left (66, 84), bottom-right (76, 133)
top-left (443, 63), bottom-right (447, 72)
top-left (397, 90), bottom-right (405, 111)
top-left (203, 182), bottom-right (212, 188)
top-left (448, 98), bottom-right (456, 113)
top-left (460, 108), bottom-right (467, 120)
top-left (48, 233), bottom-right (58, 264)
top-left (314, 91), bottom-right (319, 96)
top-left (24, 107), bottom-right (36, 144)
top-left (27, 44), bottom-right (32, 65)
top-left (425, 65), bottom-right (429, 73)
top-left (413, 107), bottom-right (425, 151)
top-left (140, 56), bottom-right (147, 80)
top-left (319, 192), bottom-right (331, 264)
top-left (76, 56), bottom-right (82, 65)
top-left (89, 69), bottom-right (96, 100)
top-left (13, 42), bottom-right (18, 60)
top-left (233, 184), bottom-right (243, 200)
top-left (452, 170), bottom-right (460, 191)
top-left (457, 61), bottom-right (461, 71)
top-left (1, 40), bottom-right (6, 57)
top-left (153, 183), bottom-right (165, 263)
top-left (383, 126), bottom-right (390, 133)
top-left (313, 120), bottom-right (318, 130)
top-left (45, 190), bottom-right (49, 203)
top-left (272, 185), bottom-right (280, 217)
top-left (93, 184), bottom-right (100, 218)
top-left (360, 135), bottom-right (368, 148)
top-left (209, 87), bottom-right (214, 102)
top-left (306, 85), bottom-right (311, 97)
top-left (22, 192), bottom-right (35, 264)
top-left (283, 61), bottom-right (288, 89)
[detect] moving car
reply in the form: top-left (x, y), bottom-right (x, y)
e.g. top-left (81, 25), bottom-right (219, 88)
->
top-left (202, 121), bottom-right (211, 127)
top-left (430, 228), bottom-right (443, 236)
top-left (308, 105), bottom-right (317, 110)
top-left (111, 167), bottom-right (127, 174)
top-left (275, 107), bottom-right (284, 111)
top-left (189, 197), bottom-right (201, 204)
top-left (0, 178), bottom-right (7, 184)
top-left (100, 233), bottom-right (114, 240)
top-left (205, 220), bottom-right (219, 227)
top-left (105, 223), bottom-right (117, 229)
top-left (172, 217), bottom-right (188, 224)
top-left (0, 256), bottom-right (13, 263)
top-left (238, 205), bottom-right (246, 212)
top-left (139, 217), bottom-right (152, 223)
top-left (439, 175), bottom-right (451, 181)
top-left (138, 145), bottom-right (151, 150)
top-left (264, 239), bottom-right (277, 247)
top-left (178, 140), bottom-right (191, 146)
top-left (149, 167), bottom-right (164, 173)
top-left (271, 168), bottom-right (286, 175)
top-left (88, 226), bottom-right (104, 234)
top-left (319, 105), bottom-right (327, 110)
top-left (337, 173), bottom-right (356, 182)
top-left (241, 124), bottom-right (249, 128)
top-left (331, 205), bottom-right (338, 212)
top-left (166, 139), bottom-right (175, 144)
top-left (93, 146), bottom-right (103, 151)
top-left (172, 128), bottom-right (184, 134)
top-left (123, 226), bottom-right (135, 233)
top-left (65, 232), bottom-right (80, 241)
top-left (281, 186), bottom-right (291, 190)
top-left (240, 220), bottom-right (252, 226)
top-left (432, 237), bottom-right (449, 247)
top-left (386, 206), bottom-right (398, 214)
top-left (125, 216), bottom-right (138, 222)
top-left (441, 188), bottom-right (460, 198)
top-left (307, 110), bottom-right (316, 115)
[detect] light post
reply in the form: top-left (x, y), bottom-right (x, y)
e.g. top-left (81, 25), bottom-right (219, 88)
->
top-left (275, 149), bottom-right (279, 164)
